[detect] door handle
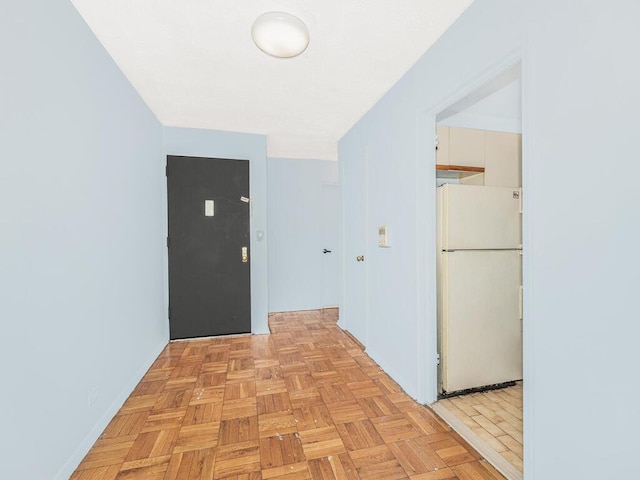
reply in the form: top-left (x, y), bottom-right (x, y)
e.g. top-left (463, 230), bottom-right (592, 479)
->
top-left (356, 255), bottom-right (365, 262)
top-left (242, 246), bottom-right (248, 263)
top-left (323, 249), bottom-right (332, 254)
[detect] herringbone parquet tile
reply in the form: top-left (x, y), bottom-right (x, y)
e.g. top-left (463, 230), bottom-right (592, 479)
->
top-left (71, 309), bottom-right (504, 480)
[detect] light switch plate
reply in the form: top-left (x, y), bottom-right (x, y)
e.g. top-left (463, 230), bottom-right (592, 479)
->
top-left (378, 225), bottom-right (390, 247)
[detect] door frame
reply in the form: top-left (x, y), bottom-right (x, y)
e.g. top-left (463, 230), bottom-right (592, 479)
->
top-left (415, 50), bottom-right (527, 406)
top-left (161, 134), bottom-right (270, 337)
top-left (338, 146), bottom-right (370, 348)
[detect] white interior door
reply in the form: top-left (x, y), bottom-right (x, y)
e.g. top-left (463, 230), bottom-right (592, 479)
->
top-left (342, 147), bottom-right (369, 346)
top-left (321, 184), bottom-right (340, 307)
top-left (441, 249), bottom-right (523, 392)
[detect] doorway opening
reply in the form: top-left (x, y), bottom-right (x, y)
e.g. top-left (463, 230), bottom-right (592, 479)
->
top-left (431, 63), bottom-right (524, 480)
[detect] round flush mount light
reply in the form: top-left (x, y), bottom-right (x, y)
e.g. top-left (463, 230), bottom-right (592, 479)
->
top-left (251, 12), bottom-right (309, 58)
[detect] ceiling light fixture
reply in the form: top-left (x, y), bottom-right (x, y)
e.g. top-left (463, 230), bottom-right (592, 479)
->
top-left (251, 12), bottom-right (309, 58)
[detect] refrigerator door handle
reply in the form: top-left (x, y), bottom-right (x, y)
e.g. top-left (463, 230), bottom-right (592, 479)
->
top-left (519, 188), bottom-right (523, 214)
top-left (519, 285), bottom-right (524, 320)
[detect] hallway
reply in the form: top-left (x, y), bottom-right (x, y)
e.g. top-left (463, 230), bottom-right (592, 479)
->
top-left (72, 310), bottom-right (504, 479)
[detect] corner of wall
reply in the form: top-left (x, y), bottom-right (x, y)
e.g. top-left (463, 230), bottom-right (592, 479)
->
top-left (55, 338), bottom-right (167, 480)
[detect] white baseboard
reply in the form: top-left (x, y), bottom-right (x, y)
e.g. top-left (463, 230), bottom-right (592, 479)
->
top-left (54, 338), bottom-right (168, 480)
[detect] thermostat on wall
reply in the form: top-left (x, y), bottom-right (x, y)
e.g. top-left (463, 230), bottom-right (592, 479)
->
top-left (378, 225), bottom-right (390, 247)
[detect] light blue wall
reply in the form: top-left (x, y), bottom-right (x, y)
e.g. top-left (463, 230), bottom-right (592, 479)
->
top-left (163, 127), bottom-right (269, 333)
top-left (524, 1), bottom-right (640, 478)
top-left (0, 1), bottom-right (167, 479)
top-left (340, 0), bottom-right (640, 478)
top-left (340, 0), bottom-right (524, 401)
top-left (267, 158), bottom-right (339, 312)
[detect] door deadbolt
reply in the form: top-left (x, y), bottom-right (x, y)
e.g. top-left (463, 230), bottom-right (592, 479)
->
top-left (242, 246), bottom-right (248, 263)
top-left (356, 255), bottom-right (365, 262)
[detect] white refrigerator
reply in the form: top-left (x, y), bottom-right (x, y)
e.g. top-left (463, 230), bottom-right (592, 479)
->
top-left (437, 184), bottom-right (523, 394)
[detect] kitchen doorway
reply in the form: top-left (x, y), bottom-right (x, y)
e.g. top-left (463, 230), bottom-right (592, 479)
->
top-left (431, 62), bottom-right (525, 480)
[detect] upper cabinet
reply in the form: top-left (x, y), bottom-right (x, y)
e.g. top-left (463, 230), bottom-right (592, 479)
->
top-left (436, 126), bottom-right (521, 188)
top-left (436, 126), bottom-right (485, 179)
top-left (484, 131), bottom-right (521, 188)
top-left (449, 127), bottom-right (485, 168)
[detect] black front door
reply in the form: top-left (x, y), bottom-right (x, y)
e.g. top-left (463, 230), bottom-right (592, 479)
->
top-left (167, 155), bottom-right (251, 339)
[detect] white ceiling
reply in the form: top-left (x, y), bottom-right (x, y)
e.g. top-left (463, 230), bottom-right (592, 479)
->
top-left (71, 0), bottom-right (475, 160)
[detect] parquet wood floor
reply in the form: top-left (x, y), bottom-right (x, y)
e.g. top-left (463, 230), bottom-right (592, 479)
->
top-left (72, 309), bottom-right (504, 480)
top-left (433, 384), bottom-right (523, 479)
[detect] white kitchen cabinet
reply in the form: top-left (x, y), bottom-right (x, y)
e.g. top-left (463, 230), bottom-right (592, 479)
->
top-left (484, 131), bottom-right (521, 187)
top-left (436, 126), bottom-right (521, 186)
top-left (448, 127), bottom-right (485, 168)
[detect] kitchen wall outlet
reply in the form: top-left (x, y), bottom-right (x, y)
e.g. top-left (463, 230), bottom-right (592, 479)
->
top-left (88, 387), bottom-right (99, 407)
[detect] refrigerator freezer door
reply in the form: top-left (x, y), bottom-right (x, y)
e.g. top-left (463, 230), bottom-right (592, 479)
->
top-left (440, 250), bottom-right (523, 393)
top-left (440, 184), bottom-right (522, 250)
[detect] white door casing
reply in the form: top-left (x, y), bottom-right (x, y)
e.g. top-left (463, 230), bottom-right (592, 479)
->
top-left (342, 147), bottom-right (369, 347)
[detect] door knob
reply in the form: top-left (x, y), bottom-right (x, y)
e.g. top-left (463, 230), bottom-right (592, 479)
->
top-left (356, 255), bottom-right (365, 262)
top-left (323, 249), bottom-right (332, 254)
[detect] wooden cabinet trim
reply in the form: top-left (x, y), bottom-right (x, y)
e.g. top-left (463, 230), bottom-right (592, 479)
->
top-left (436, 164), bottom-right (485, 173)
